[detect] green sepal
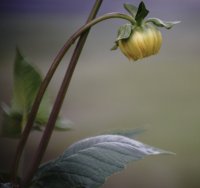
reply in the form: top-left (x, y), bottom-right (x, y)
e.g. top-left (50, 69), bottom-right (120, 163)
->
top-left (116, 23), bottom-right (132, 41)
top-left (146, 18), bottom-right (180, 29)
top-left (111, 23), bottom-right (133, 50)
top-left (135, 1), bottom-right (149, 24)
top-left (123, 3), bottom-right (137, 18)
top-left (110, 42), bottom-right (118, 51)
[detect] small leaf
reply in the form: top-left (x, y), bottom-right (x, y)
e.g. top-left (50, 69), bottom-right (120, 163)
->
top-left (146, 18), bottom-right (181, 29)
top-left (32, 135), bottom-right (173, 188)
top-left (55, 118), bottom-right (73, 131)
top-left (9, 48), bottom-right (51, 132)
top-left (12, 48), bottom-right (42, 114)
top-left (116, 24), bottom-right (132, 41)
top-left (135, 1), bottom-right (149, 23)
top-left (123, 3), bottom-right (137, 18)
top-left (1, 49), bottom-right (69, 137)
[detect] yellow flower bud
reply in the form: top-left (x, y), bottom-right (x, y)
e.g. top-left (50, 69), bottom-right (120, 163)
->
top-left (118, 24), bottom-right (162, 61)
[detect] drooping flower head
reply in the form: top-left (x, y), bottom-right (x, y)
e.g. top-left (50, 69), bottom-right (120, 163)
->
top-left (112, 2), bottom-right (180, 61)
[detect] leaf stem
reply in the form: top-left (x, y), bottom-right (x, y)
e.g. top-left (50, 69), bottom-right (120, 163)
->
top-left (11, 4), bottom-right (135, 188)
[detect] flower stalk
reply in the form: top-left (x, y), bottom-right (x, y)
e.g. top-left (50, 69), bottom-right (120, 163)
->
top-left (21, 0), bottom-right (105, 186)
top-left (9, 1), bottom-right (179, 187)
top-left (11, 11), bottom-right (136, 188)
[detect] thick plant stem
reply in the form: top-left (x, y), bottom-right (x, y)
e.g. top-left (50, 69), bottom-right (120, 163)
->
top-left (11, 11), bottom-right (134, 185)
top-left (21, 0), bottom-right (103, 187)
top-left (10, 1), bottom-right (102, 184)
top-left (11, 4), bottom-right (135, 188)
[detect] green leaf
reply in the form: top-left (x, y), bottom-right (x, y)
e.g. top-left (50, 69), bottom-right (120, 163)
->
top-left (135, 1), bottom-right (149, 24)
top-left (1, 49), bottom-right (70, 137)
top-left (12, 48), bottom-right (42, 114)
top-left (11, 48), bottom-right (51, 130)
top-left (55, 118), bottom-right (73, 131)
top-left (116, 23), bottom-right (132, 41)
top-left (123, 3), bottom-right (137, 18)
top-left (146, 18), bottom-right (181, 29)
top-left (31, 135), bottom-right (172, 188)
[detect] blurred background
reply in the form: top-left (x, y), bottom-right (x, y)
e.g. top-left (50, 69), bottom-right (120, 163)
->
top-left (0, 0), bottom-right (200, 187)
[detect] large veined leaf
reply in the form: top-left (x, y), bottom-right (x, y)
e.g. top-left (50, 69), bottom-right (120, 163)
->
top-left (31, 135), bottom-right (172, 188)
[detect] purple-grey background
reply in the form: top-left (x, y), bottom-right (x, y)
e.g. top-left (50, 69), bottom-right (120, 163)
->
top-left (0, 1), bottom-right (200, 188)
